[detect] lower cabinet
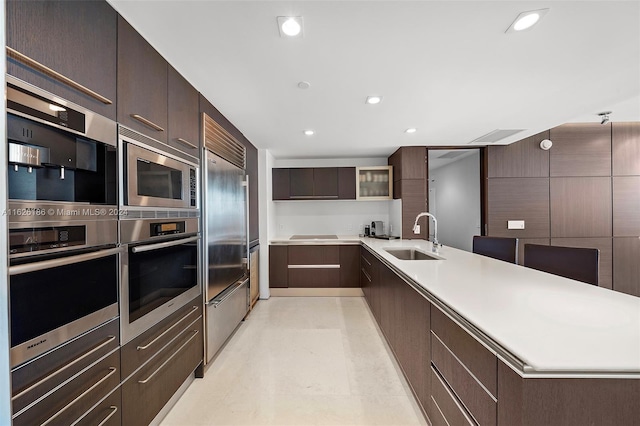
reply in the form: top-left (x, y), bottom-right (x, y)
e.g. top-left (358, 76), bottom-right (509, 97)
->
top-left (269, 244), bottom-right (360, 288)
top-left (121, 297), bottom-right (204, 425)
top-left (366, 247), bottom-right (431, 417)
top-left (11, 319), bottom-right (121, 426)
top-left (365, 245), bottom-right (639, 426)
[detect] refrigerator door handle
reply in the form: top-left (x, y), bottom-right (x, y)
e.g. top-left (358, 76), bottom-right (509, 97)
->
top-left (208, 277), bottom-right (249, 307)
top-left (244, 175), bottom-right (250, 269)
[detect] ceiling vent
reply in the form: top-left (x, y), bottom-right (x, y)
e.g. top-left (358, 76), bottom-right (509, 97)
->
top-left (468, 129), bottom-right (525, 144)
top-left (203, 113), bottom-right (246, 169)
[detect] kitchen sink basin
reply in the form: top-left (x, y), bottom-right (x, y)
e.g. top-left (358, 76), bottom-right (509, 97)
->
top-left (384, 248), bottom-right (440, 260)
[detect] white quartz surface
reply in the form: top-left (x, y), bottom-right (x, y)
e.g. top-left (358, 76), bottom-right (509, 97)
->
top-left (359, 238), bottom-right (640, 375)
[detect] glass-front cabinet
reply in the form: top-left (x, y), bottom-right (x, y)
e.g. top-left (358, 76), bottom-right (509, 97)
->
top-left (356, 166), bottom-right (393, 200)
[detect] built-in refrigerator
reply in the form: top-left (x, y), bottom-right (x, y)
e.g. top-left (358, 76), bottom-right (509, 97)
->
top-left (202, 148), bottom-right (249, 364)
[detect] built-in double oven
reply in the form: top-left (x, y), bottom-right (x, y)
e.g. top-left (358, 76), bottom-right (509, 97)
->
top-left (6, 75), bottom-right (120, 368)
top-left (118, 127), bottom-right (201, 344)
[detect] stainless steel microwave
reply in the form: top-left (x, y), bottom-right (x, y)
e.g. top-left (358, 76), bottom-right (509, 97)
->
top-left (124, 142), bottom-right (198, 209)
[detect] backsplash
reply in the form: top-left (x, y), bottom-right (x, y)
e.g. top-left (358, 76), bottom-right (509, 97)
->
top-left (274, 200), bottom-right (390, 236)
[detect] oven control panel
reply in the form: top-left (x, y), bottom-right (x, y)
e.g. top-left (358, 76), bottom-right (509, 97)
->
top-left (9, 226), bottom-right (86, 255)
top-left (150, 221), bottom-right (186, 237)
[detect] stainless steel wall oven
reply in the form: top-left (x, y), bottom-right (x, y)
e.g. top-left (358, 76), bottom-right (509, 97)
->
top-left (120, 217), bottom-right (201, 344)
top-left (117, 126), bottom-right (201, 343)
top-left (9, 239), bottom-right (120, 368)
top-left (6, 76), bottom-right (120, 369)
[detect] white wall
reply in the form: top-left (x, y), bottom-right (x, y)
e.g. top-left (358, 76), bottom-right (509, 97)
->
top-left (274, 200), bottom-right (390, 236)
top-left (257, 149), bottom-right (274, 299)
top-left (429, 152), bottom-right (481, 252)
top-left (1, 0), bottom-right (12, 420)
top-left (272, 157), bottom-right (392, 237)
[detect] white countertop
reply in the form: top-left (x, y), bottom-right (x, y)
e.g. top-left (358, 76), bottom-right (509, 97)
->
top-left (358, 238), bottom-right (640, 376)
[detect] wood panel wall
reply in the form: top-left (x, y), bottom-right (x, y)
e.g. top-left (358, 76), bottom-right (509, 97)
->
top-left (487, 122), bottom-right (640, 296)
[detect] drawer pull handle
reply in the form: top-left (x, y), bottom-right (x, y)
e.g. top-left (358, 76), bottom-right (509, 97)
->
top-left (95, 405), bottom-right (118, 426)
top-left (289, 195), bottom-right (339, 199)
top-left (361, 256), bottom-right (371, 266)
top-left (361, 268), bottom-right (372, 283)
top-left (12, 335), bottom-right (116, 401)
top-left (176, 138), bottom-right (197, 149)
top-left (287, 264), bottom-right (340, 269)
top-left (130, 114), bottom-right (164, 132)
top-left (137, 305), bottom-right (199, 351)
top-left (40, 367), bottom-right (117, 426)
top-left (6, 47), bottom-right (113, 105)
top-left (138, 330), bottom-right (199, 384)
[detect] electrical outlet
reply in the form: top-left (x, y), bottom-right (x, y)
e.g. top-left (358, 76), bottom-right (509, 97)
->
top-left (414, 224), bottom-right (421, 234)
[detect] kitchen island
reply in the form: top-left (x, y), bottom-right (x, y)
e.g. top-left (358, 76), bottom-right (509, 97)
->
top-left (271, 235), bottom-right (640, 425)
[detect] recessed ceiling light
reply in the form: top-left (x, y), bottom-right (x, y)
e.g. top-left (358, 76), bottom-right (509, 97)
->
top-left (505, 9), bottom-right (549, 33)
top-left (366, 96), bottom-right (383, 105)
top-left (277, 16), bottom-right (303, 37)
top-left (304, 130), bottom-right (315, 136)
top-left (405, 128), bottom-right (417, 134)
top-left (298, 81), bottom-right (311, 90)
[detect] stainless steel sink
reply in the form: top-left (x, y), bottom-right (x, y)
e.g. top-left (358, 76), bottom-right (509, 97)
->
top-left (385, 248), bottom-right (440, 260)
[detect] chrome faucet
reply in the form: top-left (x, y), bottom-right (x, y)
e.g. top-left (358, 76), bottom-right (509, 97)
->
top-left (412, 212), bottom-right (440, 253)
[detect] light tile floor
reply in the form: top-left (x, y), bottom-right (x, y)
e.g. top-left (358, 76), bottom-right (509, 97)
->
top-left (161, 297), bottom-right (427, 426)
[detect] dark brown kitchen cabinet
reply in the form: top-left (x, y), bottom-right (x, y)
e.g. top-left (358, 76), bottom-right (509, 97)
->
top-left (374, 259), bottom-right (431, 417)
top-left (431, 308), bottom-right (497, 426)
top-left (290, 167), bottom-right (338, 199)
top-left (388, 147), bottom-right (427, 238)
top-left (361, 247), bottom-right (381, 321)
top-left (338, 167), bottom-right (357, 199)
top-left (339, 245), bottom-right (360, 287)
top-left (6, 0), bottom-right (117, 120)
top-left (270, 244), bottom-right (360, 288)
top-left (117, 15), bottom-right (168, 142)
top-left (167, 65), bottom-right (200, 155)
top-left (269, 245), bottom-right (289, 288)
top-left (11, 319), bottom-right (121, 426)
top-left (290, 168), bottom-right (315, 197)
top-left (288, 245), bottom-right (340, 288)
top-left (272, 167), bottom-right (356, 200)
top-left (272, 168), bottom-right (291, 200)
top-left (121, 297), bottom-right (203, 426)
top-left (200, 95), bottom-right (260, 245)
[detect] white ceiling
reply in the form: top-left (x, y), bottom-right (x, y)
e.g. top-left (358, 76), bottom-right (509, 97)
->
top-left (108, 1), bottom-right (640, 159)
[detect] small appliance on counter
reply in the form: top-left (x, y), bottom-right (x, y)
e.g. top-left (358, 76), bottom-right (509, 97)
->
top-left (371, 221), bottom-right (384, 236)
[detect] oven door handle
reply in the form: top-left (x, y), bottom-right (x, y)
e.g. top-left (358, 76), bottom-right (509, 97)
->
top-left (131, 236), bottom-right (200, 253)
top-left (9, 247), bottom-right (122, 276)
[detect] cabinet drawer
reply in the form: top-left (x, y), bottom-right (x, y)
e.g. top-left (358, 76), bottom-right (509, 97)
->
top-left (12, 318), bottom-right (119, 414)
top-left (122, 319), bottom-right (203, 426)
top-left (288, 245), bottom-right (339, 265)
top-left (432, 332), bottom-right (496, 426)
top-left (13, 350), bottom-right (120, 426)
top-left (430, 366), bottom-right (475, 426)
top-left (289, 268), bottom-right (340, 288)
top-left (361, 247), bottom-right (376, 275)
top-left (121, 298), bottom-right (202, 379)
top-left (74, 386), bottom-right (121, 426)
top-left (431, 308), bottom-right (497, 395)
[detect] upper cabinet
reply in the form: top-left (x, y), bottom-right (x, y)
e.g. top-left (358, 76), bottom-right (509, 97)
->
top-left (272, 167), bottom-right (356, 200)
top-left (6, 0), bottom-right (117, 120)
top-left (356, 166), bottom-right (393, 200)
top-left (168, 65), bottom-right (200, 155)
top-left (117, 16), bottom-right (168, 143)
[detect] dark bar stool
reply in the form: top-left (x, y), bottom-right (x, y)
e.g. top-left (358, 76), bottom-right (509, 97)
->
top-left (472, 236), bottom-right (518, 264)
top-left (523, 244), bottom-right (599, 285)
